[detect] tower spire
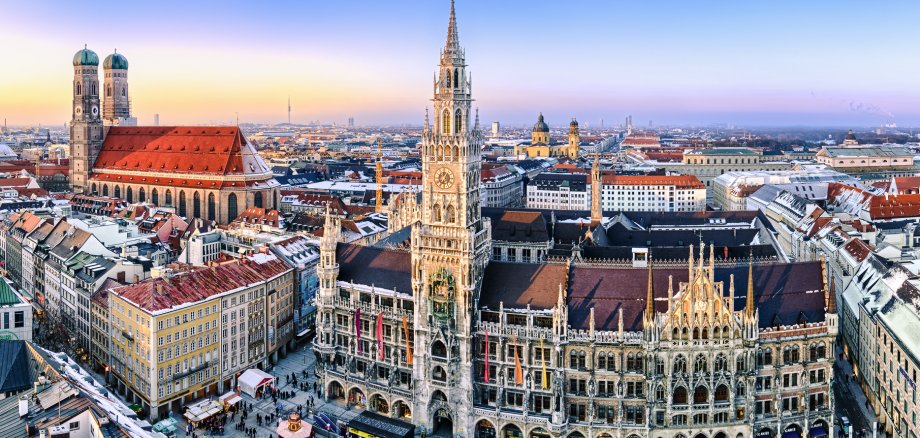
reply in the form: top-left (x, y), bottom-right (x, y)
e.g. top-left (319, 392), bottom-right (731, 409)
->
top-left (745, 250), bottom-right (755, 318)
top-left (645, 253), bottom-right (655, 322)
top-left (590, 149), bottom-right (602, 226)
top-left (375, 137), bottom-right (384, 212)
top-left (445, 0), bottom-right (459, 53)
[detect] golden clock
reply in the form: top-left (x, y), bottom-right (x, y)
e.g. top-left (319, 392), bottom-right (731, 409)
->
top-left (434, 167), bottom-right (454, 189)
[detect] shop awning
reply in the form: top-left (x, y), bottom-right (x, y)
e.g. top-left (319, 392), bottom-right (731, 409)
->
top-left (219, 391), bottom-right (243, 406)
top-left (782, 431), bottom-right (802, 438)
top-left (183, 400), bottom-right (223, 423)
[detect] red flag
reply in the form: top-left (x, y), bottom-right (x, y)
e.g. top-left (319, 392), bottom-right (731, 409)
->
top-left (355, 307), bottom-right (362, 354)
top-left (484, 330), bottom-right (490, 383)
top-left (513, 336), bottom-right (523, 385)
top-left (402, 315), bottom-right (412, 365)
top-left (376, 312), bottom-right (384, 360)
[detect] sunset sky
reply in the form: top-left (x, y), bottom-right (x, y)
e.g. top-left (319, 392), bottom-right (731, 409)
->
top-left (2, 0), bottom-right (919, 128)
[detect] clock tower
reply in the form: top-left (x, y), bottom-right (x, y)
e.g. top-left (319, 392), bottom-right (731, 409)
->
top-left (411, 1), bottom-right (490, 436)
top-left (70, 46), bottom-right (105, 194)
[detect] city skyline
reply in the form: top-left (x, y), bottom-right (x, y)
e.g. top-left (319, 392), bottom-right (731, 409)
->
top-left (2, 0), bottom-right (920, 127)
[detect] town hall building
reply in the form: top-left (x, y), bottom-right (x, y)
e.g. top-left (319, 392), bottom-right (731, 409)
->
top-left (312, 2), bottom-right (837, 438)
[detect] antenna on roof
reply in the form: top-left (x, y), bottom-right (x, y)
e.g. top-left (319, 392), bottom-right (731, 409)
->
top-left (235, 112), bottom-right (239, 127)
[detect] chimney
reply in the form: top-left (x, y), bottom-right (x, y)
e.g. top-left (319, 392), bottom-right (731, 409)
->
top-left (134, 274), bottom-right (139, 284)
top-left (18, 396), bottom-right (27, 418)
top-left (116, 271), bottom-right (126, 283)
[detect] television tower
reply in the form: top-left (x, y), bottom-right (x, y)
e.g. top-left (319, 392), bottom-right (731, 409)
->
top-left (287, 97), bottom-right (291, 124)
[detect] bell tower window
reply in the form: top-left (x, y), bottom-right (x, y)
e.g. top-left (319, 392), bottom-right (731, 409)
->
top-left (445, 69), bottom-right (451, 88)
top-left (455, 109), bottom-right (462, 134)
top-left (442, 110), bottom-right (451, 134)
top-left (453, 69), bottom-right (459, 89)
top-left (76, 83), bottom-right (81, 96)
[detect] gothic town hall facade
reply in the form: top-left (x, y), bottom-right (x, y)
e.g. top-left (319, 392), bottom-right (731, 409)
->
top-left (313, 3), bottom-right (836, 438)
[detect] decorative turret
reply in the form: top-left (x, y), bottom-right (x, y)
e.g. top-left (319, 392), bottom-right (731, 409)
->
top-left (644, 255), bottom-right (655, 323)
top-left (745, 252), bottom-right (755, 319)
top-left (567, 118), bottom-right (580, 159)
top-left (375, 137), bottom-right (384, 213)
top-left (590, 151), bottom-right (602, 227)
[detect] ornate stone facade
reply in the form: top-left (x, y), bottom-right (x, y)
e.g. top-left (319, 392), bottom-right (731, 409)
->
top-left (312, 3), bottom-right (836, 438)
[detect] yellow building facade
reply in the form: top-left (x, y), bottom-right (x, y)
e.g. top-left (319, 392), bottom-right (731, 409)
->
top-left (514, 114), bottom-right (580, 159)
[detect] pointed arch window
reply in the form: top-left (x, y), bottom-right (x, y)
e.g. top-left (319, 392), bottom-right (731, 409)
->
top-left (207, 193), bottom-right (216, 221)
top-left (442, 110), bottom-right (451, 134)
top-left (114, 186), bottom-right (121, 199)
top-left (455, 109), bottom-right (463, 134)
top-left (193, 192), bottom-right (201, 218)
top-left (76, 83), bottom-right (81, 96)
top-left (127, 187), bottom-right (133, 203)
top-left (453, 69), bottom-right (459, 88)
top-left (164, 190), bottom-right (172, 207)
top-left (178, 191), bottom-right (187, 217)
top-left (227, 193), bottom-right (238, 221)
top-left (139, 187), bottom-right (146, 203)
top-left (254, 192), bottom-right (263, 208)
top-left (106, 86), bottom-right (112, 97)
top-left (445, 69), bottom-right (451, 88)
top-left (121, 87), bottom-right (126, 97)
top-left (151, 189), bottom-right (159, 206)
top-left (102, 185), bottom-right (109, 197)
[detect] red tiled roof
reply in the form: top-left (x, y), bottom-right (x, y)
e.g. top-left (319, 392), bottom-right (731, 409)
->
top-left (893, 176), bottom-right (920, 194)
top-left (843, 239), bottom-right (871, 263)
top-left (90, 172), bottom-right (270, 189)
top-left (111, 256), bottom-right (291, 312)
top-left (233, 207), bottom-right (282, 228)
top-left (93, 126), bottom-right (270, 176)
top-left (0, 178), bottom-right (34, 187)
top-left (601, 174), bottom-right (704, 189)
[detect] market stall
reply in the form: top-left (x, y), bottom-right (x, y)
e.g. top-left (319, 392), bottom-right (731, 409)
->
top-left (218, 391), bottom-right (243, 409)
top-left (238, 368), bottom-right (275, 398)
top-left (152, 418), bottom-right (178, 437)
top-left (182, 400), bottom-right (223, 424)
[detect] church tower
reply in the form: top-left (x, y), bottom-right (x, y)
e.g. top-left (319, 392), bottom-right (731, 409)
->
top-left (411, 1), bottom-right (490, 435)
top-left (567, 118), bottom-right (580, 158)
top-left (70, 46), bottom-right (104, 194)
top-left (102, 50), bottom-right (136, 126)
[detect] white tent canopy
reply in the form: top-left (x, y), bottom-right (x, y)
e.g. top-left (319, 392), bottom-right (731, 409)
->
top-left (238, 368), bottom-right (275, 398)
top-left (219, 391), bottom-right (243, 407)
top-left (183, 400), bottom-right (222, 423)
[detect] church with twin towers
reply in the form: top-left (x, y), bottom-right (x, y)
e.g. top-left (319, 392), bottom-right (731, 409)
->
top-left (314, 2), bottom-right (836, 438)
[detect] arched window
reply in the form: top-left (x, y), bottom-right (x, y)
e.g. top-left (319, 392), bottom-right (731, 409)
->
top-left (715, 384), bottom-right (730, 402)
top-left (432, 204), bottom-right (442, 222)
top-left (736, 355), bottom-right (746, 373)
top-left (193, 192), bottom-right (201, 218)
top-left (736, 382), bottom-right (746, 397)
top-left (453, 69), bottom-right (459, 88)
top-left (106, 86), bottom-right (111, 97)
top-left (165, 190), bottom-right (173, 206)
top-left (121, 87), bottom-right (126, 97)
top-left (693, 385), bottom-right (708, 404)
top-left (90, 183), bottom-right (97, 194)
top-left (114, 186), bottom-right (121, 199)
top-left (714, 354), bottom-right (727, 372)
top-left (432, 365), bottom-right (447, 382)
top-left (227, 193), bottom-right (238, 221)
top-left (151, 189), bottom-right (159, 206)
top-left (674, 355), bottom-right (687, 374)
top-left (442, 110), bottom-right (451, 134)
top-left (126, 187), bottom-right (133, 203)
top-left (445, 69), bottom-right (451, 88)
top-left (672, 386), bottom-right (688, 404)
top-left (91, 83), bottom-right (96, 95)
top-left (431, 340), bottom-right (447, 358)
top-left (178, 191), bottom-right (187, 217)
top-left (694, 354), bottom-right (707, 374)
top-left (254, 192), bottom-right (263, 208)
top-left (139, 187), bottom-right (146, 203)
top-left (455, 109), bottom-right (463, 134)
top-left (102, 185), bottom-right (109, 197)
top-left (207, 193), bottom-right (216, 221)
top-left (446, 205), bottom-right (456, 223)
top-left (76, 83), bottom-right (81, 96)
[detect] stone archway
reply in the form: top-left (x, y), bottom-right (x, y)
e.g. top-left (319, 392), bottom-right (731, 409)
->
top-left (431, 407), bottom-right (453, 437)
top-left (810, 420), bottom-right (829, 438)
top-left (475, 419), bottom-right (496, 438)
top-left (500, 424), bottom-right (522, 438)
top-left (530, 427), bottom-right (551, 438)
top-left (347, 387), bottom-right (366, 408)
top-left (392, 399), bottom-right (411, 420)
top-left (369, 393), bottom-right (389, 414)
top-left (326, 380), bottom-right (344, 401)
top-left (783, 424), bottom-right (803, 438)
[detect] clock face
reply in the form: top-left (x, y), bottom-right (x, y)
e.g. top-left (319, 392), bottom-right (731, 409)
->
top-left (91, 106), bottom-right (99, 116)
top-left (434, 167), bottom-right (454, 190)
top-left (74, 106), bottom-right (82, 116)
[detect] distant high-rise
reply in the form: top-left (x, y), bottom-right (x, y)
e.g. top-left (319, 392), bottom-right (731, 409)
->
top-left (627, 114), bottom-right (633, 135)
top-left (153, 113), bottom-right (159, 126)
top-left (348, 117), bottom-right (355, 129)
top-left (287, 97), bottom-right (291, 124)
top-left (491, 120), bottom-right (500, 137)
